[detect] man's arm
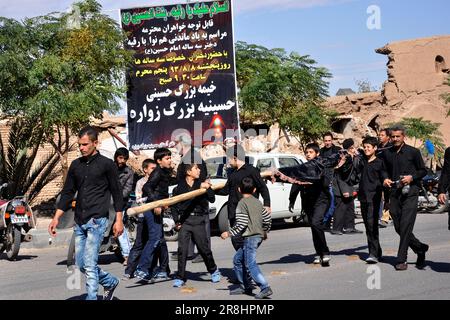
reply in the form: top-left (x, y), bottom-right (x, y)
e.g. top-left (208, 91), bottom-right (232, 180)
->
top-left (56, 162), bottom-right (77, 212)
top-left (107, 161), bottom-right (124, 213)
top-left (50, 162), bottom-right (77, 236)
top-left (251, 169), bottom-right (271, 208)
top-left (122, 169), bottom-right (134, 199)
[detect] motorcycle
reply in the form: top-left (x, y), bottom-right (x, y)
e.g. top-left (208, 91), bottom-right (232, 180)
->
top-left (0, 183), bottom-right (36, 260)
top-left (418, 173), bottom-right (447, 213)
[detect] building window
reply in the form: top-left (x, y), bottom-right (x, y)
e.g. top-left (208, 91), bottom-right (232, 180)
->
top-left (435, 55), bottom-right (448, 73)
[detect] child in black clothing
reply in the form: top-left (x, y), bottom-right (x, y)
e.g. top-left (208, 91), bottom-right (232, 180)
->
top-left (354, 136), bottom-right (388, 263)
top-left (278, 143), bottom-right (344, 266)
top-left (134, 148), bottom-right (174, 282)
top-left (171, 163), bottom-right (221, 287)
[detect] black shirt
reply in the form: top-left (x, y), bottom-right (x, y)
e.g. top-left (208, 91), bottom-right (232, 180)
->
top-left (215, 163), bottom-right (270, 219)
top-left (356, 157), bottom-right (388, 202)
top-left (171, 179), bottom-right (215, 223)
top-left (320, 145), bottom-right (342, 158)
top-left (58, 152), bottom-right (123, 225)
top-left (142, 166), bottom-right (177, 202)
top-left (380, 143), bottom-right (427, 188)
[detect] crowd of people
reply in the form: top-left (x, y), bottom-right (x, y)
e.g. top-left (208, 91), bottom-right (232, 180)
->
top-left (48, 125), bottom-right (450, 300)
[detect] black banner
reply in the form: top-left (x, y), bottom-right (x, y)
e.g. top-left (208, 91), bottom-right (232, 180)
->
top-left (121, 0), bottom-right (239, 151)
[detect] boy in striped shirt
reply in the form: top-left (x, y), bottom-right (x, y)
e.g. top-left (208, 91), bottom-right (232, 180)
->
top-left (221, 177), bottom-right (273, 299)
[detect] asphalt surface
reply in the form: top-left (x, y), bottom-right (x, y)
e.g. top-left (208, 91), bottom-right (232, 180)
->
top-left (1, 213), bottom-right (449, 300)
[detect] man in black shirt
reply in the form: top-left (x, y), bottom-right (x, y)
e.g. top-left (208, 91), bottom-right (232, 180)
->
top-left (320, 132), bottom-right (341, 229)
top-left (48, 126), bottom-right (124, 300)
top-left (381, 126), bottom-right (429, 270)
top-left (378, 128), bottom-right (393, 227)
top-left (437, 147), bottom-right (450, 230)
top-left (216, 144), bottom-right (271, 250)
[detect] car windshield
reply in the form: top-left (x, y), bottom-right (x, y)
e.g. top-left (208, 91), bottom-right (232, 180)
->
top-left (205, 156), bottom-right (254, 178)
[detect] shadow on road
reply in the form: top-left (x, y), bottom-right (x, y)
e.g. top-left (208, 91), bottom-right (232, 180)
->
top-left (0, 253), bottom-right (38, 261)
top-left (425, 261), bottom-right (450, 273)
top-left (67, 294), bottom-right (120, 300)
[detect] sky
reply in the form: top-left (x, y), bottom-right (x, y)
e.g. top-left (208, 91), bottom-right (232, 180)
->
top-left (1, 0), bottom-right (449, 96)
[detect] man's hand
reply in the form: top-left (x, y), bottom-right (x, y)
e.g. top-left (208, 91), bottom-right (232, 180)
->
top-left (48, 218), bottom-right (59, 237)
top-left (384, 179), bottom-right (394, 188)
top-left (343, 192), bottom-right (350, 198)
top-left (263, 231), bottom-right (268, 241)
top-left (113, 220), bottom-right (124, 238)
top-left (401, 175), bottom-right (413, 185)
top-left (201, 181), bottom-right (212, 189)
top-left (221, 231), bottom-right (229, 240)
top-left (264, 206), bottom-right (272, 214)
top-left (48, 209), bottom-right (64, 237)
top-left (154, 207), bottom-right (162, 215)
top-left (438, 193), bottom-right (447, 205)
top-left (174, 223), bottom-right (182, 231)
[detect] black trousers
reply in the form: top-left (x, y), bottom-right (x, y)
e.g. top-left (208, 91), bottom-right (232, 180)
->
top-left (125, 216), bottom-right (147, 276)
top-left (361, 193), bottom-right (383, 258)
top-left (177, 215), bottom-right (217, 281)
top-left (303, 195), bottom-right (330, 256)
top-left (188, 214), bottom-right (211, 256)
top-left (389, 188), bottom-right (427, 263)
top-left (333, 196), bottom-right (355, 232)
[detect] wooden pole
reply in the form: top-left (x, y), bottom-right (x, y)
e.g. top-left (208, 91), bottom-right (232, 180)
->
top-left (127, 171), bottom-right (273, 216)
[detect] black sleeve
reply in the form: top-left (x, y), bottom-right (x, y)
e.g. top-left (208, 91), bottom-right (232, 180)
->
top-left (171, 186), bottom-right (181, 222)
top-left (57, 162), bottom-right (77, 211)
top-left (122, 170), bottom-right (134, 199)
top-left (215, 178), bottom-right (230, 196)
top-left (143, 169), bottom-right (161, 201)
top-left (251, 169), bottom-right (271, 207)
top-left (106, 161), bottom-right (124, 212)
top-left (438, 148), bottom-right (450, 194)
top-left (289, 184), bottom-right (301, 205)
top-left (200, 160), bottom-right (208, 182)
top-left (412, 149), bottom-right (427, 182)
top-left (206, 187), bottom-right (215, 203)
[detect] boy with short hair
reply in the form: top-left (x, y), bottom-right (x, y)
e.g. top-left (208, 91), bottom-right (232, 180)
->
top-left (171, 163), bottom-right (221, 287)
top-left (355, 136), bottom-right (388, 263)
top-left (221, 177), bottom-right (273, 299)
top-left (134, 148), bottom-right (174, 282)
top-left (123, 159), bottom-right (157, 279)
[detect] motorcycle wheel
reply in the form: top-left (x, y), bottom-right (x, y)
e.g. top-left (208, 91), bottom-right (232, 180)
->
top-left (67, 232), bottom-right (76, 267)
top-left (6, 225), bottom-right (21, 261)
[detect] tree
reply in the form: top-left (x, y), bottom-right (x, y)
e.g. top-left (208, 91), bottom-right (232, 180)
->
top-left (0, 118), bottom-right (60, 204)
top-left (355, 78), bottom-right (378, 93)
top-left (389, 117), bottom-right (445, 158)
top-left (0, 0), bottom-right (133, 180)
top-left (235, 41), bottom-right (333, 149)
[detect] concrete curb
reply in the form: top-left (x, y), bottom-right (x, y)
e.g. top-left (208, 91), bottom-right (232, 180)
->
top-left (22, 228), bottom-right (73, 249)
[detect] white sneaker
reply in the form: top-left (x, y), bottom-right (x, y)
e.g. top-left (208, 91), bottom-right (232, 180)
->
top-left (313, 256), bottom-right (321, 264)
top-left (322, 255), bottom-right (331, 264)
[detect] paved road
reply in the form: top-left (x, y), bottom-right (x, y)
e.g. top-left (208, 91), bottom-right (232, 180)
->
top-left (1, 214), bottom-right (449, 300)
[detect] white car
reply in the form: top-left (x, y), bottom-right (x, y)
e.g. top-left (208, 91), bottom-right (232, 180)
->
top-left (167, 153), bottom-right (307, 237)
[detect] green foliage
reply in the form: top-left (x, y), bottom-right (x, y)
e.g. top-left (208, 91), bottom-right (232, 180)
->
top-left (0, 0), bottom-right (133, 180)
top-left (0, 118), bottom-right (60, 204)
top-left (0, 0), bottom-right (132, 133)
top-left (235, 41), bottom-right (333, 148)
top-left (443, 76), bottom-right (450, 116)
top-left (388, 117), bottom-right (445, 158)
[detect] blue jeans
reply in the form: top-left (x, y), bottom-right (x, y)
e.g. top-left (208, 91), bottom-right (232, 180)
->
top-left (74, 217), bottom-right (119, 300)
top-left (233, 235), bottom-right (269, 291)
top-left (137, 210), bottom-right (164, 274)
top-left (118, 227), bottom-right (131, 257)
